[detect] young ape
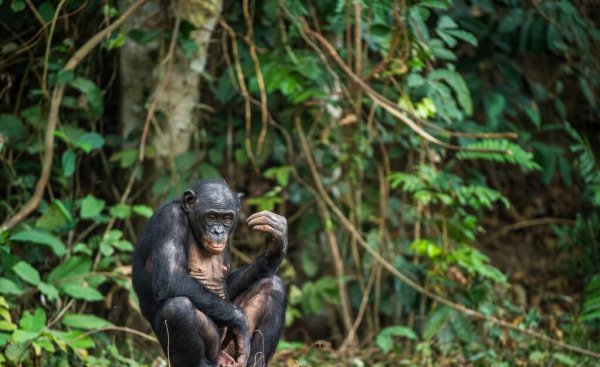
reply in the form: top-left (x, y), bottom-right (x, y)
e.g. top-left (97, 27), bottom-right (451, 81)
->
top-left (132, 179), bottom-right (287, 367)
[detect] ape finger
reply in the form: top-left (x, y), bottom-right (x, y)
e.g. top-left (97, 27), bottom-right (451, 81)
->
top-left (249, 224), bottom-right (278, 235)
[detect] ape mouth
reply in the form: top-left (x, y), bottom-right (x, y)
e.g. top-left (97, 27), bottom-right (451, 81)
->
top-left (203, 237), bottom-right (227, 252)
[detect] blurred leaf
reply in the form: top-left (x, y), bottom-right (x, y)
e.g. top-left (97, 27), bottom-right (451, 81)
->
top-left (19, 308), bottom-right (45, 333)
top-left (61, 150), bottom-right (76, 177)
top-left (60, 283), bottom-right (103, 301)
top-left (80, 195), bottom-right (105, 219)
top-left (10, 0), bottom-right (26, 12)
top-left (552, 353), bottom-right (576, 366)
top-left (75, 132), bottom-right (105, 153)
top-left (48, 256), bottom-right (91, 284)
top-left (12, 262), bottom-right (40, 286)
top-left (429, 68), bottom-right (473, 116)
top-left (423, 306), bottom-right (452, 339)
top-left (0, 114), bottom-right (26, 139)
top-left (128, 29), bottom-right (162, 45)
top-left (62, 314), bottom-right (114, 330)
top-left (498, 8), bottom-right (524, 33)
top-left (376, 326), bottom-right (418, 353)
top-left (10, 230), bottom-right (66, 257)
top-left (109, 204), bottom-right (132, 219)
top-left (0, 278), bottom-right (23, 295)
top-left (38, 2), bottom-right (55, 22)
top-left (132, 205), bottom-right (153, 218)
top-left (37, 282), bottom-right (59, 300)
top-left (69, 78), bottom-right (104, 118)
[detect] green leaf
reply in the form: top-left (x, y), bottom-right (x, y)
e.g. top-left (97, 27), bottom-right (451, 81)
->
top-left (132, 205), bottom-right (153, 218)
top-left (11, 330), bottom-right (38, 344)
top-left (0, 114), bottom-right (26, 139)
top-left (57, 70), bottom-right (74, 83)
top-left (37, 282), bottom-right (59, 300)
top-left (75, 132), bottom-right (105, 153)
top-left (80, 195), bottom-right (105, 218)
top-left (457, 140), bottom-right (541, 171)
top-left (62, 314), bottom-right (114, 330)
top-left (50, 330), bottom-right (95, 349)
top-left (128, 29), bottom-right (163, 45)
top-left (38, 2), bottom-right (55, 22)
top-left (60, 283), bottom-right (103, 301)
top-left (112, 240), bottom-right (133, 252)
top-left (69, 78), bottom-right (104, 118)
top-left (110, 148), bottom-right (138, 168)
top-left (10, 0), bottom-right (25, 12)
top-left (498, 8), bottom-right (524, 33)
top-left (47, 256), bottom-right (91, 284)
top-left (0, 321), bottom-right (16, 332)
top-left (10, 229), bottom-right (66, 257)
top-left (61, 150), bottom-right (76, 177)
top-left (109, 203), bottom-right (132, 219)
top-left (552, 353), bottom-right (576, 366)
top-left (376, 326), bottom-right (418, 353)
top-left (578, 76), bottom-right (596, 108)
top-left (20, 308), bottom-right (45, 333)
top-left (429, 69), bottom-right (473, 116)
top-left (423, 306), bottom-right (452, 339)
top-left (0, 278), bottom-right (23, 295)
top-left (445, 29), bottom-right (478, 46)
top-left (12, 262), bottom-right (40, 286)
top-left (525, 102), bottom-right (541, 127)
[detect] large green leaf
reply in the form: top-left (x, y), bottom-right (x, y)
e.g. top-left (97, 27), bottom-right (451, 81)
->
top-left (62, 314), bottom-right (114, 330)
top-left (60, 283), bottom-right (103, 301)
top-left (47, 256), bottom-right (91, 284)
top-left (12, 262), bottom-right (40, 286)
top-left (10, 229), bottom-right (66, 257)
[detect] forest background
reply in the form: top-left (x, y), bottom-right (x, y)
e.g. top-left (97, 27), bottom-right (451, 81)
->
top-left (0, 0), bottom-right (599, 366)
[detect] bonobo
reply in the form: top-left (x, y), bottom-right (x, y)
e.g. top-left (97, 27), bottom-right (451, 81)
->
top-left (132, 178), bottom-right (287, 367)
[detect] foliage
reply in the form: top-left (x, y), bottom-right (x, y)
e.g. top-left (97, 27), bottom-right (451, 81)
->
top-left (0, 0), bottom-right (598, 365)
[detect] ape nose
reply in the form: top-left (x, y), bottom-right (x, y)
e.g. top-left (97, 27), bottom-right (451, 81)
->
top-left (213, 226), bottom-right (224, 235)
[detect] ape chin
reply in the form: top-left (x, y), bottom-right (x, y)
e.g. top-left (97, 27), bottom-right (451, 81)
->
top-left (132, 178), bottom-right (288, 367)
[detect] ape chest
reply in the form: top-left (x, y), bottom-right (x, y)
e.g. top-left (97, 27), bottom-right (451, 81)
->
top-left (187, 244), bottom-right (228, 300)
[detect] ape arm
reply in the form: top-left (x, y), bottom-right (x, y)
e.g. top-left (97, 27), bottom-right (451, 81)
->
top-left (228, 210), bottom-right (287, 299)
top-left (151, 205), bottom-right (249, 333)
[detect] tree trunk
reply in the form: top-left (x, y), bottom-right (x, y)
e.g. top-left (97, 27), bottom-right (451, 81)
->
top-left (119, 0), bottom-right (222, 160)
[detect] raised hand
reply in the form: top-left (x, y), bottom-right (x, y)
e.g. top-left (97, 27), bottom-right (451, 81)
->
top-left (246, 211), bottom-right (288, 257)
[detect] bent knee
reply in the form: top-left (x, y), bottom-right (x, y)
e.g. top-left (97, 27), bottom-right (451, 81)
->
top-left (161, 297), bottom-right (194, 320)
top-left (257, 275), bottom-right (285, 296)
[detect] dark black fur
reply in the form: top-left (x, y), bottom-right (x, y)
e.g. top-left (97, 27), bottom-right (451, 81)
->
top-left (132, 178), bottom-right (286, 367)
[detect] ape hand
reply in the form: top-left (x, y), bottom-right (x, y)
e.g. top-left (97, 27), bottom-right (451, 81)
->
top-left (247, 211), bottom-right (288, 257)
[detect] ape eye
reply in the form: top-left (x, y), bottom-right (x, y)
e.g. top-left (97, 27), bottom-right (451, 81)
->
top-left (223, 215), bottom-right (233, 224)
top-left (206, 214), bottom-right (217, 221)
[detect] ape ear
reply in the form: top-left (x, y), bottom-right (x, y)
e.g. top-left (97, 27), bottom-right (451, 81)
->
top-left (236, 192), bottom-right (245, 208)
top-left (182, 190), bottom-right (196, 213)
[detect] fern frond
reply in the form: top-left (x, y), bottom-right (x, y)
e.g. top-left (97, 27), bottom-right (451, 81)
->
top-left (456, 139), bottom-right (541, 171)
top-left (455, 185), bottom-right (510, 210)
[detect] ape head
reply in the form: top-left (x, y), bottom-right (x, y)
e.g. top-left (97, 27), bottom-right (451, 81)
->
top-left (182, 179), bottom-right (242, 255)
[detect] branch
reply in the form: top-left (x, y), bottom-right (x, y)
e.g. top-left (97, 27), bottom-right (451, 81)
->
top-left (303, 26), bottom-right (515, 154)
top-left (2, 0), bottom-right (148, 232)
top-left (295, 120), bottom-right (600, 360)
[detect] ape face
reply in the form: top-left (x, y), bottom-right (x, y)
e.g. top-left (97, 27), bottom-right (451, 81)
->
top-left (182, 182), bottom-right (239, 254)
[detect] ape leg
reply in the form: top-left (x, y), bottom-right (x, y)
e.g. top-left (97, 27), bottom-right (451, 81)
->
top-left (232, 276), bottom-right (286, 367)
top-left (154, 297), bottom-right (220, 367)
